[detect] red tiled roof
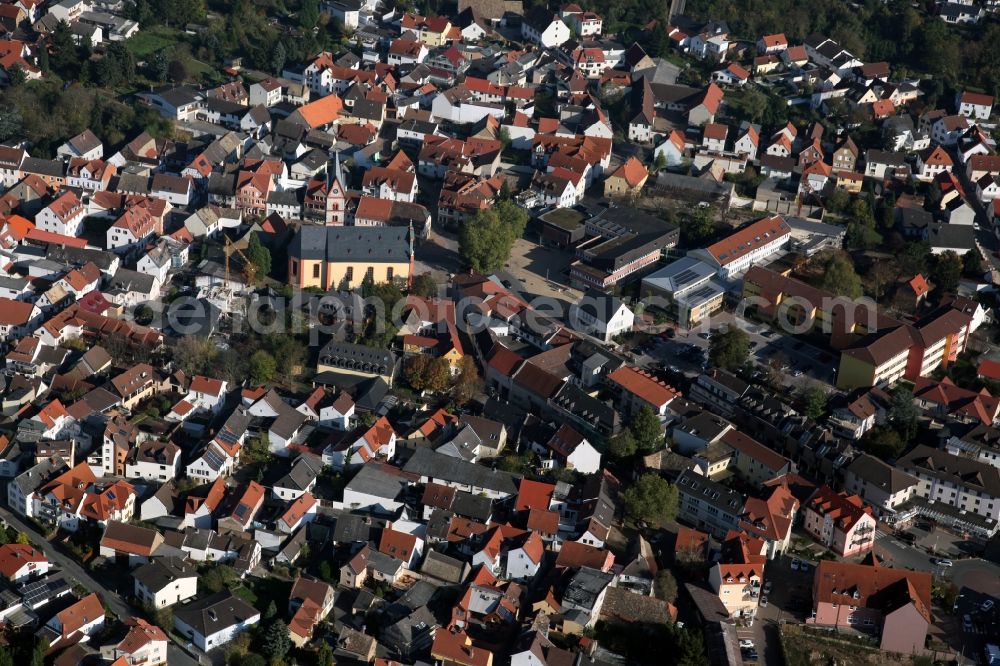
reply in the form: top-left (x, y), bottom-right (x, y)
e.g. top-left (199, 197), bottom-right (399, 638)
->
top-left (703, 215), bottom-right (790, 266)
top-left (805, 486), bottom-right (873, 532)
top-left (116, 618), bottom-right (167, 655)
top-left (515, 479), bottom-right (555, 512)
top-left (190, 375), bottom-right (225, 396)
top-left (960, 91), bottom-right (994, 106)
top-left (54, 593), bottom-right (103, 637)
top-left (0, 544), bottom-right (46, 577)
top-left (0, 297), bottom-right (36, 326)
top-left (740, 485), bottom-right (798, 543)
top-left (722, 430), bottom-right (789, 472)
top-left (606, 366), bottom-right (678, 407)
top-left (813, 559), bottom-right (931, 622)
top-left (978, 358), bottom-right (1000, 381)
top-left (555, 541), bottom-right (614, 571)
top-left (610, 156), bottom-right (647, 188)
top-left (379, 528), bottom-right (418, 562)
top-left (912, 376), bottom-right (1000, 425)
top-left (280, 492), bottom-right (317, 528)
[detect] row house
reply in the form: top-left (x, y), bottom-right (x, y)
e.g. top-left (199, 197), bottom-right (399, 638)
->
top-left (897, 445), bottom-right (1000, 536)
top-left (65, 158), bottom-right (115, 191)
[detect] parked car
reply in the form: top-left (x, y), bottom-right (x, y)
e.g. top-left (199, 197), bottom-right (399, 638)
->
top-left (963, 614), bottom-right (973, 632)
top-left (932, 558), bottom-right (954, 567)
top-left (739, 639), bottom-right (755, 649)
top-left (791, 558), bottom-right (800, 570)
top-left (982, 600), bottom-right (995, 612)
top-left (742, 649), bottom-right (759, 662)
top-left (763, 581), bottom-right (773, 594)
top-left (760, 596), bottom-right (768, 608)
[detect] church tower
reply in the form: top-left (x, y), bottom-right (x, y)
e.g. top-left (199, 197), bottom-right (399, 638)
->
top-left (325, 153), bottom-right (347, 226)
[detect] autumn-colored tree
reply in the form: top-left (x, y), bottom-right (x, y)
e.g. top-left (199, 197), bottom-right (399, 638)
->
top-left (452, 356), bottom-right (482, 405)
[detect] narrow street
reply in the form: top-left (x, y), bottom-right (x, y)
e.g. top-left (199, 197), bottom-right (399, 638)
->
top-left (0, 504), bottom-right (200, 666)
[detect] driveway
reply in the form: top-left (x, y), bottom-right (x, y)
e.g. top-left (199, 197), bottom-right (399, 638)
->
top-left (0, 503), bottom-right (201, 666)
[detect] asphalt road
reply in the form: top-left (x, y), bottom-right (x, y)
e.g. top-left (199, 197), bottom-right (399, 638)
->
top-left (0, 504), bottom-right (200, 666)
top-left (874, 529), bottom-right (1000, 597)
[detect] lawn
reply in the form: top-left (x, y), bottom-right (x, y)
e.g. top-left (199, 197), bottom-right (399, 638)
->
top-left (126, 26), bottom-right (184, 59)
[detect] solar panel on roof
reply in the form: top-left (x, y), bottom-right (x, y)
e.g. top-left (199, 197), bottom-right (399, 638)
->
top-left (204, 447), bottom-right (226, 470)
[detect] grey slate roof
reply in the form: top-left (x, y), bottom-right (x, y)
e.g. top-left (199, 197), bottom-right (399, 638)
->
top-left (132, 556), bottom-right (196, 593)
top-left (290, 225), bottom-right (412, 263)
top-left (173, 590), bottom-right (259, 636)
top-left (402, 447), bottom-right (519, 496)
top-left (274, 453), bottom-right (324, 492)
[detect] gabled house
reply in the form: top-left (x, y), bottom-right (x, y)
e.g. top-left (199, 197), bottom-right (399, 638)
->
top-left (709, 532), bottom-right (765, 618)
top-left (173, 590), bottom-right (260, 651)
top-left (288, 576), bottom-right (335, 647)
top-left (802, 486), bottom-right (877, 557)
top-left (322, 416), bottom-right (396, 470)
top-left (807, 559), bottom-right (931, 654)
top-left (42, 592), bottom-right (105, 650)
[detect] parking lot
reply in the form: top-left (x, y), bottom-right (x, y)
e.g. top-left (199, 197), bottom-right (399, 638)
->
top-left (501, 237), bottom-right (583, 311)
top-left (629, 313), bottom-right (841, 390)
top-left (734, 554), bottom-right (817, 663)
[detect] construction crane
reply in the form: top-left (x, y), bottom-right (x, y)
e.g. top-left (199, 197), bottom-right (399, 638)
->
top-left (223, 236), bottom-right (257, 290)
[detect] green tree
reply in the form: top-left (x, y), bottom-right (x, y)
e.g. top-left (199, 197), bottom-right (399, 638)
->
top-left (271, 41), bottom-right (287, 75)
top-left (889, 385), bottom-right (919, 443)
top-left (246, 233), bottom-right (272, 279)
top-left (167, 58), bottom-right (188, 83)
top-left (964, 248), bottom-right (985, 277)
top-left (630, 406), bottom-right (664, 453)
top-left (623, 473), bottom-right (678, 527)
top-left (6, 64), bottom-right (27, 87)
top-left (608, 430), bottom-right (637, 459)
top-left (459, 201), bottom-right (528, 272)
top-left (248, 350), bottom-right (277, 384)
top-left (299, 0), bottom-right (320, 29)
top-left (0, 104), bottom-right (23, 142)
top-left (821, 254), bottom-right (863, 298)
top-left (654, 569), bottom-right (678, 602)
top-left (652, 151), bottom-right (667, 172)
top-left (49, 21), bottom-right (80, 78)
top-left (264, 600), bottom-right (277, 620)
top-left (0, 647), bottom-right (13, 666)
top-left (315, 641), bottom-right (334, 666)
top-left (823, 253), bottom-right (864, 298)
top-left (31, 638), bottom-right (48, 666)
top-left (802, 385), bottom-right (827, 420)
top-left (261, 619), bottom-right (292, 660)
top-left (318, 560), bottom-right (333, 582)
top-left (709, 327), bottom-right (749, 372)
top-left (150, 49), bottom-right (169, 82)
top-left (864, 426), bottom-right (904, 459)
top-left (153, 605), bottom-right (173, 632)
top-left (931, 250), bottom-right (962, 294)
top-left (15, 532), bottom-right (29, 545)
top-left (201, 564), bottom-right (237, 593)
top-left (410, 273), bottom-right (438, 298)
top-left (681, 206), bottom-right (715, 247)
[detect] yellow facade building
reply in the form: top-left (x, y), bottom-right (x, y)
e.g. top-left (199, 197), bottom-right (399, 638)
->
top-left (288, 225), bottom-right (413, 291)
